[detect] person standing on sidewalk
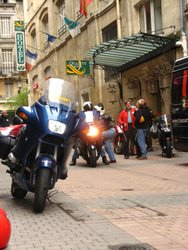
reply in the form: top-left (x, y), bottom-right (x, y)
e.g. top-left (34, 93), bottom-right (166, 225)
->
top-left (118, 100), bottom-right (136, 159)
top-left (134, 99), bottom-right (153, 160)
top-left (0, 111), bottom-right (10, 127)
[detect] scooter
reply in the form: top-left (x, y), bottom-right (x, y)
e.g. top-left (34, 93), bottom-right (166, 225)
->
top-left (75, 111), bottom-right (103, 168)
top-left (0, 78), bottom-right (78, 213)
top-left (113, 123), bottom-right (126, 154)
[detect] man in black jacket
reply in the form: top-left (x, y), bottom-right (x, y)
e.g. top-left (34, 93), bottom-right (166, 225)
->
top-left (134, 99), bottom-right (153, 160)
top-left (0, 111), bottom-right (10, 127)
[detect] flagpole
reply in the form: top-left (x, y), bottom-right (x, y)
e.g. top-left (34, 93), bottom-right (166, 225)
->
top-left (74, 36), bottom-right (80, 99)
top-left (94, 0), bottom-right (101, 101)
top-left (26, 44), bottom-right (44, 53)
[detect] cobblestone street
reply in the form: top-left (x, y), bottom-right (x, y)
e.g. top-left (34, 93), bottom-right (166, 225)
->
top-left (0, 149), bottom-right (188, 250)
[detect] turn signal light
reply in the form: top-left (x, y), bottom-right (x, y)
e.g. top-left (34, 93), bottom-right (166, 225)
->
top-left (17, 112), bottom-right (28, 120)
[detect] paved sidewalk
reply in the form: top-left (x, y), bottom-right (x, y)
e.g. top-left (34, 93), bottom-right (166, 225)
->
top-left (0, 149), bottom-right (188, 250)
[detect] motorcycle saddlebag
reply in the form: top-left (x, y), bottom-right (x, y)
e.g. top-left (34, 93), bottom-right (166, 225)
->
top-left (0, 136), bottom-right (16, 160)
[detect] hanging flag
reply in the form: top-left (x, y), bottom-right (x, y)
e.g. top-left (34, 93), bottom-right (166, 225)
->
top-left (39, 30), bottom-right (57, 43)
top-left (25, 49), bottom-right (37, 72)
top-left (63, 16), bottom-right (81, 38)
top-left (80, 0), bottom-right (93, 17)
top-left (47, 33), bottom-right (57, 43)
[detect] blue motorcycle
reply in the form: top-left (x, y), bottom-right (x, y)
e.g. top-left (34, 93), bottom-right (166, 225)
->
top-left (1, 78), bottom-right (78, 213)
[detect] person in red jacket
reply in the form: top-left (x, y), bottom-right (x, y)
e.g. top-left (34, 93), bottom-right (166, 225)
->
top-left (118, 100), bottom-right (137, 159)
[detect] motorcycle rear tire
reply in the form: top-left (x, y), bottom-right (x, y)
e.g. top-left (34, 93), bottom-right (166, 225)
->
top-left (33, 168), bottom-right (51, 213)
top-left (11, 180), bottom-right (27, 199)
top-left (89, 148), bottom-right (97, 168)
top-left (114, 134), bottom-right (125, 154)
top-left (166, 139), bottom-right (172, 158)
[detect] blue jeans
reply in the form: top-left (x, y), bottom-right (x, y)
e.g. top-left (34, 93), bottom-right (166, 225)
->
top-left (102, 128), bottom-right (116, 161)
top-left (136, 128), bottom-right (147, 157)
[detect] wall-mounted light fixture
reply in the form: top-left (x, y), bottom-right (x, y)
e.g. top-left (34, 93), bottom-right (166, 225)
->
top-left (147, 79), bottom-right (158, 94)
top-left (108, 80), bottom-right (120, 104)
top-left (127, 76), bottom-right (141, 98)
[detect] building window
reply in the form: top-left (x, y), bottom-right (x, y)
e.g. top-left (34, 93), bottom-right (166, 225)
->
top-left (0, 17), bottom-right (11, 38)
top-left (41, 14), bottom-right (49, 44)
top-left (32, 75), bottom-right (39, 91)
top-left (102, 22), bottom-right (117, 82)
top-left (102, 21), bottom-right (117, 42)
top-left (57, 0), bottom-right (66, 36)
top-left (44, 66), bottom-right (51, 80)
top-left (2, 49), bottom-right (13, 75)
top-left (59, 1), bottom-right (65, 28)
top-left (139, 0), bottom-right (162, 34)
top-left (0, 0), bottom-right (9, 3)
top-left (5, 81), bottom-right (13, 98)
top-left (31, 29), bottom-right (37, 50)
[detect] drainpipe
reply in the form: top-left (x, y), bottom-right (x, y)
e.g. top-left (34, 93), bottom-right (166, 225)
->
top-left (116, 0), bottom-right (123, 103)
top-left (179, 0), bottom-right (188, 57)
top-left (116, 0), bottom-right (122, 38)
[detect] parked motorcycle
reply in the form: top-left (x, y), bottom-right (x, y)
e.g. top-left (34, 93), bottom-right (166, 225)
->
top-left (74, 111), bottom-right (103, 168)
top-left (150, 114), bottom-right (173, 158)
top-left (0, 78), bottom-right (78, 213)
top-left (113, 123), bottom-right (126, 154)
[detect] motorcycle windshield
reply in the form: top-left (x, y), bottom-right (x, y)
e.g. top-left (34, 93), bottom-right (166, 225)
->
top-left (40, 78), bottom-right (78, 111)
top-left (84, 111), bottom-right (94, 123)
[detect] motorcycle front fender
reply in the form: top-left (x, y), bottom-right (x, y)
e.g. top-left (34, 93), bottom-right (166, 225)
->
top-left (30, 155), bottom-right (57, 188)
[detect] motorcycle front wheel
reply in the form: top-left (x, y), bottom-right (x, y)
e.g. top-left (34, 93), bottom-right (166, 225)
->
top-left (11, 179), bottom-right (27, 199)
top-left (165, 139), bottom-right (172, 158)
top-left (33, 168), bottom-right (51, 213)
top-left (88, 148), bottom-right (97, 168)
top-left (114, 134), bottom-right (125, 154)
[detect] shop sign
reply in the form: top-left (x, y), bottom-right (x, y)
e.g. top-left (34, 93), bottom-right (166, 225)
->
top-left (66, 60), bottom-right (90, 76)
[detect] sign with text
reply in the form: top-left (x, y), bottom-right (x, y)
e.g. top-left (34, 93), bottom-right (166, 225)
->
top-left (66, 60), bottom-right (90, 76)
top-left (15, 20), bottom-right (25, 71)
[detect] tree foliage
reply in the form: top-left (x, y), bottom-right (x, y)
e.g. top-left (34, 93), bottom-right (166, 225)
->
top-left (5, 89), bottom-right (29, 111)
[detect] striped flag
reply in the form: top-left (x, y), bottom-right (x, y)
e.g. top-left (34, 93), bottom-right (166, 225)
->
top-left (63, 16), bottom-right (81, 38)
top-left (25, 49), bottom-right (37, 72)
top-left (46, 33), bottom-right (57, 43)
top-left (80, 0), bottom-right (93, 17)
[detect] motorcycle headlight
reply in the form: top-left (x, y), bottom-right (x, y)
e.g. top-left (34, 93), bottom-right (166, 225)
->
top-left (48, 120), bottom-right (66, 134)
top-left (87, 125), bottom-right (99, 137)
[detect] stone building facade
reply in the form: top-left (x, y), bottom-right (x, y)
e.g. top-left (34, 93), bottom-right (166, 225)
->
top-left (0, 0), bottom-right (27, 112)
top-left (24, 0), bottom-right (187, 120)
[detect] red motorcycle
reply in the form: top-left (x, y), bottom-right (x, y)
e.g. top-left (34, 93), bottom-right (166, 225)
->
top-left (113, 123), bottom-right (127, 154)
top-left (0, 124), bottom-right (24, 160)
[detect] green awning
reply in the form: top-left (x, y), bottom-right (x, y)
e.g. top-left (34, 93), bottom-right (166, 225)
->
top-left (87, 32), bottom-right (177, 72)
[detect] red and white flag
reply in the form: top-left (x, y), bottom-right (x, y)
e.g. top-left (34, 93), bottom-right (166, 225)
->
top-left (80, 0), bottom-right (93, 17)
top-left (25, 49), bottom-right (38, 72)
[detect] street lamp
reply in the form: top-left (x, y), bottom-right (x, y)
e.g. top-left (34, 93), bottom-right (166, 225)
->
top-left (17, 82), bottom-right (22, 94)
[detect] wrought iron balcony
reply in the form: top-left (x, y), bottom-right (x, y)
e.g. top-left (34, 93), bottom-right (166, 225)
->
top-left (0, 67), bottom-right (19, 77)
